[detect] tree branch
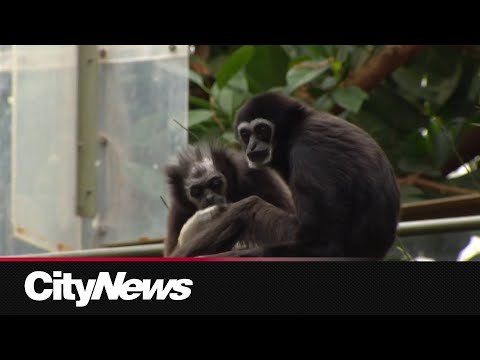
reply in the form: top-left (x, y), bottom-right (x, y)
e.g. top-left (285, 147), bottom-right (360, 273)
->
top-left (343, 45), bottom-right (427, 90)
top-left (400, 193), bottom-right (480, 221)
top-left (292, 58), bottom-right (334, 70)
top-left (397, 174), bottom-right (478, 196)
top-left (330, 45), bottom-right (428, 115)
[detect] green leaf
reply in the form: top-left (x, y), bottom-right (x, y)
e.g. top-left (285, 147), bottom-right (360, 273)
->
top-left (332, 86), bottom-right (369, 113)
top-left (350, 45), bottom-right (376, 68)
top-left (211, 71), bottom-right (251, 122)
top-left (305, 45), bottom-right (329, 59)
top-left (319, 76), bottom-right (338, 90)
top-left (428, 117), bottom-right (453, 168)
top-left (286, 62), bottom-right (330, 93)
top-left (330, 60), bottom-right (342, 79)
top-left (216, 45), bottom-right (254, 89)
top-left (316, 45), bottom-right (336, 57)
top-left (363, 84), bottom-right (430, 133)
top-left (212, 85), bottom-right (232, 119)
top-left (436, 56), bottom-right (480, 119)
top-left (189, 110), bottom-right (213, 127)
top-left (314, 94), bottom-right (334, 112)
top-left (245, 46), bottom-right (290, 93)
top-left (399, 128), bottom-right (432, 159)
top-left (188, 122), bottom-right (224, 144)
top-left (392, 46), bottom-right (463, 106)
top-left (225, 69), bottom-right (250, 94)
top-left (189, 70), bottom-right (210, 93)
top-left (281, 45), bottom-right (300, 59)
top-left (449, 116), bottom-right (469, 141)
top-left (396, 128), bottom-right (442, 177)
top-left (336, 45), bottom-right (355, 63)
top-left (287, 55), bottom-right (313, 68)
top-left (267, 86), bottom-right (289, 96)
top-left (189, 95), bottom-right (211, 109)
top-left (189, 69), bottom-right (204, 87)
top-left (281, 45), bottom-right (316, 60)
top-left (208, 54), bottom-right (229, 75)
top-left (220, 130), bottom-right (237, 144)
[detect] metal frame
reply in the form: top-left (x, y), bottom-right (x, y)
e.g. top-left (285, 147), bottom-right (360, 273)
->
top-left (15, 243), bottom-right (165, 258)
top-left (76, 45), bottom-right (98, 218)
top-left (397, 215), bottom-right (480, 237)
top-left (7, 214), bottom-right (480, 258)
top-left (400, 193), bottom-right (480, 221)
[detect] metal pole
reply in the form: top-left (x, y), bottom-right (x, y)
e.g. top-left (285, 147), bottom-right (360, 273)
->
top-left (5, 215), bottom-right (480, 258)
top-left (397, 215), bottom-right (480, 237)
top-left (11, 243), bottom-right (165, 258)
top-left (76, 45), bottom-right (98, 218)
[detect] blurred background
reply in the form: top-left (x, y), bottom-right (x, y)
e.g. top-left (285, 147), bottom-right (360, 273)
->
top-left (0, 45), bottom-right (479, 260)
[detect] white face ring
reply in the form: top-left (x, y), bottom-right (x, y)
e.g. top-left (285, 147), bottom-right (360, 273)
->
top-left (237, 118), bottom-right (274, 168)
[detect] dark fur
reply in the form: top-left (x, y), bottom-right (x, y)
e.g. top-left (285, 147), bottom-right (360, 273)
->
top-left (172, 92), bottom-right (401, 259)
top-left (164, 141), bottom-right (294, 256)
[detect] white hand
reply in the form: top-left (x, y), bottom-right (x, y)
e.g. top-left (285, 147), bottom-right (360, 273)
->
top-left (178, 205), bottom-right (223, 246)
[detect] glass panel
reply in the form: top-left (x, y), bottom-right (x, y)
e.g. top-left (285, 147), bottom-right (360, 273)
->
top-left (11, 45), bottom-right (82, 252)
top-left (93, 45), bottom-right (189, 246)
top-left (0, 46), bottom-right (12, 254)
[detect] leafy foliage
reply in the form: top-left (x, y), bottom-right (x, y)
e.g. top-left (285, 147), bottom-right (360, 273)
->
top-left (187, 45), bottom-right (480, 261)
top-left (188, 45), bottom-right (480, 190)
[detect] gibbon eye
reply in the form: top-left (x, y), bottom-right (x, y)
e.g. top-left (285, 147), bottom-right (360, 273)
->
top-left (254, 123), bottom-right (272, 141)
top-left (209, 177), bottom-right (223, 190)
top-left (190, 185), bottom-right (203, 198)
top-left (239, 128), bottom-right (251, 144)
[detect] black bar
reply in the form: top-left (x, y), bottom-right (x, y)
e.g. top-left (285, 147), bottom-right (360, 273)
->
top-left (1, 260), bottom-right (479, 315)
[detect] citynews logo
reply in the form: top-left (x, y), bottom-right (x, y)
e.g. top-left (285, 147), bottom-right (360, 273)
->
top-left (24, 271), bottom-right (193, 308)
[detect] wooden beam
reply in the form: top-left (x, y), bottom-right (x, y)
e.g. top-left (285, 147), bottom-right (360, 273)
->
top-left (400, 193), bottom-right (480, 221)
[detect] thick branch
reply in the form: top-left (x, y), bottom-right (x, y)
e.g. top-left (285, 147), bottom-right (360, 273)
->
top-left (190, 45), bottom-right (210, 76)
top-left (397, 174), bottom-right (478, 195)
top-left (400, 193), bottom-right (480, 221)
top-left (330, 45), bottom-right (427, 115)
top-left (342, 45), bottom-right (427, 90)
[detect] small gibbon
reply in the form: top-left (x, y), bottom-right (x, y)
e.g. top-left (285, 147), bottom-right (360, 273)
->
top-left (164, 142), bottom-right (294, 257)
